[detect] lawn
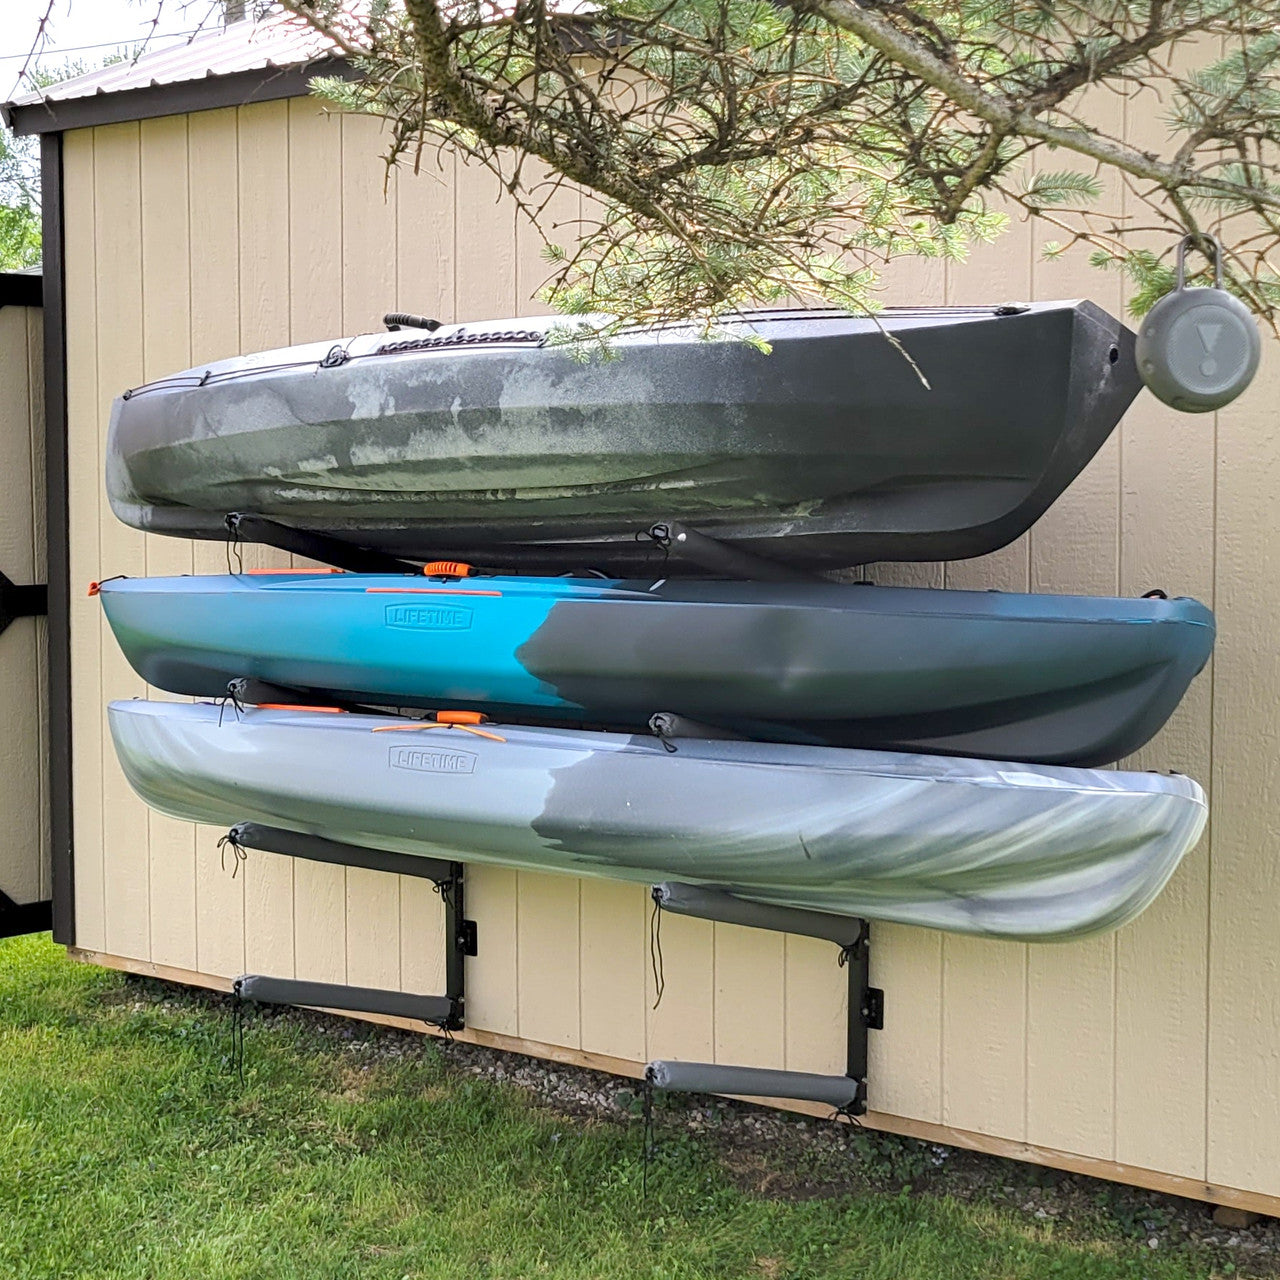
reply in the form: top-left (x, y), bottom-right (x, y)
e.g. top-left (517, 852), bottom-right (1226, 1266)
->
top-left (0, 933), bottom-right (1244, 1279)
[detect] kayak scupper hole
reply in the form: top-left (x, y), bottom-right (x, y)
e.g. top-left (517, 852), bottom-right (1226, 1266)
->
top-left (1109, 345), bottom-right (1120, 364)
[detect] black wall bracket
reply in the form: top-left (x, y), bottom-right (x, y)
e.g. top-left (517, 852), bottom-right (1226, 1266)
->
top-left (647, 882), bottom-right (884, 1116)
top-left (223, 513), bottom-right (421, 576)
top-left (226, 823), bottom-right (474, 1031)
top-left (0, 888), bottom-right (52, 940)
top-left (0, 569), bottom-right (47, 638)
top-left (646, 520), bottom-right (824, 584)
top-left (0, 568), bottom-right (51, 940)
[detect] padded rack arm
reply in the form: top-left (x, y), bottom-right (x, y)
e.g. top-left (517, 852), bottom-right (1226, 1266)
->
top-left (225, 823), bottom-right (473, 1030)
top-left (647, 520), bottom-right (824, 584)
top-left (646, 882), bottom-right (881, 1115)
top-left (646, 1061), bottom-right (862, 1110)
top-left (224, 513), bottom-right (421, 575)
top-left (228, 822), bottom-right (455, 885)
top-left (235, 975), bottom-right (456, 1028)
top-left (652, 882), bottom-right (864, 948)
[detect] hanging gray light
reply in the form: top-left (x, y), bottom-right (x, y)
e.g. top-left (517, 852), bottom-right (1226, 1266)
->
top-left (1135, 233), bottom-right (1260, 413)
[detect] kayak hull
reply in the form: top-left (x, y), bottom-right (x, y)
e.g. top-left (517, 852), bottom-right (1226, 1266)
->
top-left (107, 701), bottom-right (1207, 942)
top-left (97, 574), bottom-right (1214, 766)
top-left (106, 302), bottom-right (1141, 571)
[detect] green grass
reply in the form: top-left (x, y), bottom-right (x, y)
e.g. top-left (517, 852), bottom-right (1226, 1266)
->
top-left (0, 934), bottom-right (1231, 1279)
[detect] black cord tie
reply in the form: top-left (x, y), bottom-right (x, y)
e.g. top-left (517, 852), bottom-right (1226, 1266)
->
top-left (648, 892), bottom-right (665, 1010)
top-left (634, 523), bottom-right (672, 572)
top-left (222, 514), bottom-right (245, 577)
top-left (836, 924), bottom-right (868, 970)
top-left (217, 831), bottom-right (247, 879)
top-left (217, 679), bottom-right (249, 728)
top-left (229, 979), bottom-right (246, 1086)
top-left (833, 1100), bottom-right (864, 1130)
top-left (432, 877), bottom-right (459, 916)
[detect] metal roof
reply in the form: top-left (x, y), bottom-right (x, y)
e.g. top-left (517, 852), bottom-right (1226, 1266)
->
top-left (1, 11), bottom-right (349, 135)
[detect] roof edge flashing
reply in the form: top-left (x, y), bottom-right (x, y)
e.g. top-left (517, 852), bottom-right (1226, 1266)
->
top-left (3, 56), bottom-right (355, 136)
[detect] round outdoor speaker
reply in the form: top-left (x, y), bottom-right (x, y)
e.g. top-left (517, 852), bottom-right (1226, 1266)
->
top-left (1136, 234), bottom-right (1260, 413)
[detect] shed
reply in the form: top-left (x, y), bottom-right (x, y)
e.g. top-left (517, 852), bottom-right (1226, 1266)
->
top-left (0, 267), bottom-right (47, 938)
top-left (4, 11), bottom-right (1278, 1216)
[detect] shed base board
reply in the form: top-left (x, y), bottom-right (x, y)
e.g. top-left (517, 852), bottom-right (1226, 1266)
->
top-left (69, 945), bottom-right (1278, 1221)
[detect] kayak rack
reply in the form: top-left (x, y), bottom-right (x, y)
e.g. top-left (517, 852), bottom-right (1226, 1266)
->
top-left (222, 825), bottom-right (883, 1110)
top-left (646, 520), bottom-right (825, 583)
top-left (223, 509), bottom-right (826, 586)
top-left (226, 823), bottom-right (476, 1032)
top-left (646, 882), bottom-right (883, 1115)
top-left (223, 513), bottom-right (420, 576)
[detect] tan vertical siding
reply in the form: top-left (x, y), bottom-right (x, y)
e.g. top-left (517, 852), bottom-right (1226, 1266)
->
top-left (138, 113), bottom-right (198, 972)
top-left (0, 301), bottom-right (47, 910)
top-left (187, 108), bottom-right (248, 978)
top-left (93, 122), bottom-right (149, 963)
top-left (63, 93), bottom-right (1280, 1206)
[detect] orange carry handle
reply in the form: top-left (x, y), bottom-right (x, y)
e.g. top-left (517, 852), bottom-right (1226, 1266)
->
top-left (435, 710), bottom-right (486, 725)
top-left (422, 561), bottom-right (475, 579)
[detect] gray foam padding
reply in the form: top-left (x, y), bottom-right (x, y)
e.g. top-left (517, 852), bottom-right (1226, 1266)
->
top-left (645, 1059), bottom-right (862, 1108)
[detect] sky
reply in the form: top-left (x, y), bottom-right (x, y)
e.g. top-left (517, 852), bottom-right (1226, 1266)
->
top-left (2, 0), bottom-right (232, 101)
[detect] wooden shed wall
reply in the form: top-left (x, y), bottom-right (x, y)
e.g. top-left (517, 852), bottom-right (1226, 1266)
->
top-left (0, 302), bottom-right (47, 911)
top-left (61, 98), bottom-right (1280, 1208)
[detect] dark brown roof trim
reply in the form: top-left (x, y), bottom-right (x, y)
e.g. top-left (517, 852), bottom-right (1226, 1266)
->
top-left (4, 56), bottom-right (355, 136)
top-left (0, 271), bottom-right (42, 308)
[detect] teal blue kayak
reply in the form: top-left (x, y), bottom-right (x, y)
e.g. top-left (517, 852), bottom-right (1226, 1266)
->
top-left (96, 572), bottom-right (1214, 765)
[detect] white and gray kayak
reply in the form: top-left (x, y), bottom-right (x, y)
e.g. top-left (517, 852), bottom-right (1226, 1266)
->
top-left (108, 701), bottom-right (1207, 941)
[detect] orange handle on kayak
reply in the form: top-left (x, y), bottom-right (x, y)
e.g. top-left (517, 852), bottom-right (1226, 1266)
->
top-left (422, 561), bottom-right (475, 579)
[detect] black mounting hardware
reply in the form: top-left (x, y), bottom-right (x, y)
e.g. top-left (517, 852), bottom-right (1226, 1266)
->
top-left (223, 513), bottom-right (421, 576)
top-left (225, 823), bottom-right (473, 1030)
top-left (0, 888), bottom-right (52, 940)
top-left (862, 985), bottom-right (885, 1032)
top-left (646, 520), bottom-right (823, 584)
top-left (457, 918), bottom-right (479, 958)
top-left (0, 569), bottom-right (47, 638)
top-left (648, 882), bottom-right (881, 1115)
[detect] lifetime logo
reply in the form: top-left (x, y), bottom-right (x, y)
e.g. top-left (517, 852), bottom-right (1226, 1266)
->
top-left (384, 602), bottom-right (474, 631)
top-left (388, 745), bottom-right (478, 774)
